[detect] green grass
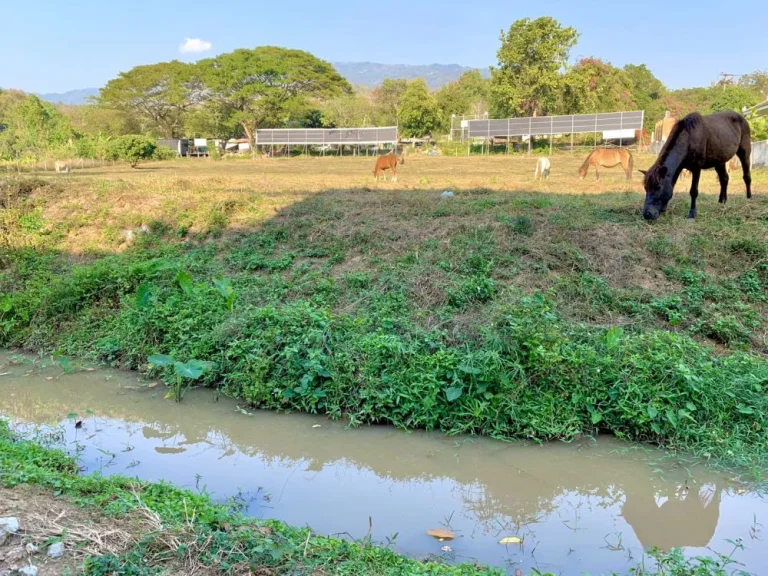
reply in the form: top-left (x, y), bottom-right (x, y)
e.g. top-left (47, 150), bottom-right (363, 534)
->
top-left (1, 160), bottom-right (768, 477)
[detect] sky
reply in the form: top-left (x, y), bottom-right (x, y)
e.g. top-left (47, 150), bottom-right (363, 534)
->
top-left (2, 0), bottom-right (765, 94)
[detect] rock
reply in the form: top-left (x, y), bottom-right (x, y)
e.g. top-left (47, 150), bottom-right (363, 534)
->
top-left (4, 547), bottom-right (24, 562)
top-left (18, 567), bottom-right (39, 576)
top-left (138, 224), bottom-right (150, 234)
top-left (440, 190), bottom-right (454, 199)
top-left (0, 518), bottom-right (19, 534)
top-left (47, 542), bottom-right (65, 559)
top-left (0, 529), bottom-right (7, 546)
top-left (24, 543), bottom-right (38, 554)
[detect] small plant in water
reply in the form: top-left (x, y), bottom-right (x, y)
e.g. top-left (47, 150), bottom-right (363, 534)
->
top-left (147, 354), bottom-right (215, 402)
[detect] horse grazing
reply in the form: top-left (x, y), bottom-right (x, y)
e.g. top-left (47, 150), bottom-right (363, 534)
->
top-left (373, 152), bottom-right (404, 182)
top-left (54, 161), bottom-right (70, 174)
top-left (534, 157), bottom-right (551, 180)
top-left (640, 111), bottom-right (752, 220)
top-left (578, 148), bottom-right (633, 181)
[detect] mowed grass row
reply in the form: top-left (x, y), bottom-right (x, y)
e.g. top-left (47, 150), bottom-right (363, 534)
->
top-left (2, 154), bottom-right (768, 472)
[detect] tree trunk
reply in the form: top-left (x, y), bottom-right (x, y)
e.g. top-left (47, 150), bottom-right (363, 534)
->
top-left (242, 122), bottom-right (256, 159)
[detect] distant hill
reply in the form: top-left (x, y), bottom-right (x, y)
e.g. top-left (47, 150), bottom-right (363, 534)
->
top-left (38, 88), bottom-right (98, 105)
top-left (35, 62), bottom-right (489, 105)
top-left (332, 62), bottom-right (489, 89)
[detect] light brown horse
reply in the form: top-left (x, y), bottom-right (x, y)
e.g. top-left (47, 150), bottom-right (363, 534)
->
top-left (579, 148), bottom-right (634, 181)
top-left (373, 153), bottom-right (404, 182)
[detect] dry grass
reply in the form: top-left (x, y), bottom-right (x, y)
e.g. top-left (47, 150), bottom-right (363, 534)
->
top-left (22, 152), bottom-right (765, 254)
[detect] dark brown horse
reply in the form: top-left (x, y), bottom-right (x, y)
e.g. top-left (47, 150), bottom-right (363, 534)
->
top-left (373, 152), bottom-right (404, 182)
top-left (578, 148), bottom-right (633, 180)
top-left (640, 111), bottom-right (752, 220)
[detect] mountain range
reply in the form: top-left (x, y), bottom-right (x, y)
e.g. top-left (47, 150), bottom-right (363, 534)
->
top-left (36, 62), bottom-right (490, 105)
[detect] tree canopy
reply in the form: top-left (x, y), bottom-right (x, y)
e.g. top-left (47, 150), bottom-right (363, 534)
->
top-left (490, 17), bottom-right (579, 117)
top-left (198, 47), bottom-right (351, 148)
top-left (398, 79), bottom-right (442, 138)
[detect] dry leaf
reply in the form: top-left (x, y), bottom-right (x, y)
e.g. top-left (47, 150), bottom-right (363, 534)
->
top-left (440, 545), bottom-right (452, 552)
top-left (426, 529), bottom-right (455, 540)
top-left (499, 536), bottom-right (522, 545)
top-left (312, 424), bottom-right (322, 428)
top-left (46, 377), bottom-right (54, 381)
top-left (0, 372), bottom-right (10, 377)
top-left (147, 382), bottom-right (159, 388)
top-left (515, 570), bottom-right (523, 576)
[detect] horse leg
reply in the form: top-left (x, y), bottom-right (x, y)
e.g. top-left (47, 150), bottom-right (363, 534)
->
top-left (688, 169), bottom-right (701, 219)
top-left (392, 164), bottom-right (397, 183)
top-left (594, 163), bottom-right (600, 181)
top-left (715, 164), bottom-right (729, 205)
top-left (736, 144), bottom-right (752, 199)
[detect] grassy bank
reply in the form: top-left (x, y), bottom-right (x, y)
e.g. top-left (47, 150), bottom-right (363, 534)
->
top-left (2, 155), bottom-right (768, 472)
top-left (0, 421), bottom-right (751, 575)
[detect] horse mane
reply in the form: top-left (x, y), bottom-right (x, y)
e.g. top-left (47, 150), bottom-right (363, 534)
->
top-left (644, 113), bottom-right (703, 188)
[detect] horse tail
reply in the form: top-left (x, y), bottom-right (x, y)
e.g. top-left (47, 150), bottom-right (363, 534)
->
top-left (626, 151), bottom-right (634, 180)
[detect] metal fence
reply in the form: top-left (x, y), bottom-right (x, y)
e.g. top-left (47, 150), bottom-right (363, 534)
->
top-left (254, 127), bottom-right (398, 146)
top-left (466, 111), bottom-right (644, 140)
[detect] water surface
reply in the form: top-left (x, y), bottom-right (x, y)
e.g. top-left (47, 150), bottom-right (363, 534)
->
top-left (0, 351), bottom-right (764, 574)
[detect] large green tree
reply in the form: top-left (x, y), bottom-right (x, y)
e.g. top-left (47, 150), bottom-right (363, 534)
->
top-left (372, 79), bottom-right (408, 125)
top-left (561, 58), bottom-right (636, 115)
top-left (436, 70), bottom-right (490, 130)
top-left (738, 71), bottom-right (768, 100)
top-left (199, 46), bottom-right (351, 151)
top-left (0, 95), bottom-right (76, 160)
top-left (97, 60), bottom-right (201, 138)
top-left (397, 79), bottom-right (441, 138)
top-left (321, 93), bottom-right (374, 127)
top-left (623, 64), bottom-right (667, 128)
top-left (490, 17), bottom-right (579, 117)
top-left (708, 85), bottom-right (761, 113)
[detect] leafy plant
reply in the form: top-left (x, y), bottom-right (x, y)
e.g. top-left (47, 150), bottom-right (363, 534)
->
top-left (147, 354), bottom-right (215, 402)
top-left (107, 135), bottom-right (157, 168)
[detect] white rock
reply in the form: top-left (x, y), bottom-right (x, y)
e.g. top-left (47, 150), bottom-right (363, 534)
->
top-left (440, 190), bottom-right (454, 199)
top-left (18, 567), bottom-right (39, 576)
top-left (0, 529), bottom-right (7, 546)
top-left (24, 543), bottom-right (38, 554)
top-left (0, 518), bottom-right (19, 534)
top-left (47, 542), bottom-right (65, 559)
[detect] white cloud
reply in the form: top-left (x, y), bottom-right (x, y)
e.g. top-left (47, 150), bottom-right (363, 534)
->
top-left (179, 38), bottom-right (212, 54)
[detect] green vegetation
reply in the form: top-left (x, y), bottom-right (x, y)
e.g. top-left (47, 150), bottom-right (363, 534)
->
top-left (2, 157), bottom-right (767, 476)
top-left (107, 134), bottom-right (158, 168)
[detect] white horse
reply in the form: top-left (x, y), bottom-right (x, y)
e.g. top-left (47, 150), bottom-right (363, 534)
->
top-left (54, 161), bottom-right (70, 174)
top-left (534, 157), bottom-right (550, 180)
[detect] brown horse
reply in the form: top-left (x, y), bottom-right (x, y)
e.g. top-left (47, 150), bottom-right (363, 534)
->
top-left (373, 153), bottom-right (404, 182)
top-left (640, 111), bottom-right (752, 220)
top-left (578, 148), bottom-right (633, 181)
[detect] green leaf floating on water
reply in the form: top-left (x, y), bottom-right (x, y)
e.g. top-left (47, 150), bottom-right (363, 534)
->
top-left (147, 354), bottom-right (174, 368)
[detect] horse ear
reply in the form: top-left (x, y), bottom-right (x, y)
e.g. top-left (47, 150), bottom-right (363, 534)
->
top-left (639, 169), bottom-right (647, 176)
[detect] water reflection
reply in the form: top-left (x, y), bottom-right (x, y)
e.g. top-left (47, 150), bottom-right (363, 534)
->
top-left (0, 352), bottom-right (762, 575)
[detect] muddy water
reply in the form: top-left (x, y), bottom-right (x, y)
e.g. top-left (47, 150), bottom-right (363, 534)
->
top-left (0, 351), bottom-right (765, 575)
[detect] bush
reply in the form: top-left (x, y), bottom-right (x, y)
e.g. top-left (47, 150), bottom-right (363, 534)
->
top-left (107, 135), bottom-right (157, 168)
top-left (152, 145), bottom-right (178, 161)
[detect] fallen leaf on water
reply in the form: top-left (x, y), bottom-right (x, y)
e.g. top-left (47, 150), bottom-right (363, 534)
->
top-left (515, 570), bottom-right (523, 576)
top-left (426, 529), bottom-right (455, 541)
top-left (312, 424), bottom-right (322, 428)
top-left (498, 536), bottom-right (522, 545)
top-left (86, 368), bottom-right (96, 372)
top-left (0, 372), bottom-right (10, 377)
top-left (46, 377), bottom-right (54, 381)
top-left (440, 545), bottom-right (452, 552)
top-left (147, 382), bottom-right (159, 388)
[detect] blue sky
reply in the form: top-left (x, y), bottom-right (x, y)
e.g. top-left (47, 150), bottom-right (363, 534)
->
top-left (2, 0), bottom-right (765, 94)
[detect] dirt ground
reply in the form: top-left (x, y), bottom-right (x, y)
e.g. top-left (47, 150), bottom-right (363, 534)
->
top-left (0, 486), bottom-right (139, 576)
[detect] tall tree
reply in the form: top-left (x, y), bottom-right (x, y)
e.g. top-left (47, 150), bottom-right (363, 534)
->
top-left (98, 60), bottom-right (201, 138)
top-left (397, 79), bottom-right (441, 138)
top-left (738, 71), bottom-right (768, 100)
top-left (708, 85), bottom-right (761, 114)
top-left (623, 64), bottom-right (667, 128)
top-left (200, 47), bottom-right (351, 152)
top-left (321, 93), bottom-right (374, 127)
top-left (436, 71), bottom-right (490, 118)
top-left (561, 58), bottom-right (636, 115)
top-left (0, 95), bottom-right (75, 160)
top-left (372, 79), bottom-right (408, 125)
top-left (490, 17), bottom-right (579, 117)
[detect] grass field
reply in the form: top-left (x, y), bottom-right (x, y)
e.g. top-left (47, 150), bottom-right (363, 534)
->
top-left (2, 152), bottom-right (768, 471)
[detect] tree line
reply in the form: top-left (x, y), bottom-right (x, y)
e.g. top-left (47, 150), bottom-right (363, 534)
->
top-left (1, 17), bottom-right (767, 162)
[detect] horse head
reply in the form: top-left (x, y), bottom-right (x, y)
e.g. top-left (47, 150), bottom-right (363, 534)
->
top-left (640, 166), bottom-right (673, 221)
top-left (578, 166), bottom-right (588, 180)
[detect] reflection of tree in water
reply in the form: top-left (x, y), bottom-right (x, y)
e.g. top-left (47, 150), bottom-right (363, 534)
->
top-left (0, 368), bottom-right (728, 553)
top-left (621, 481), bottom-right (722, 550)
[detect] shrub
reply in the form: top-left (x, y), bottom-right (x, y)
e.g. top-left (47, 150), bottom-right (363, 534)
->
top-left (108, 135), bottom-right (157, 168)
